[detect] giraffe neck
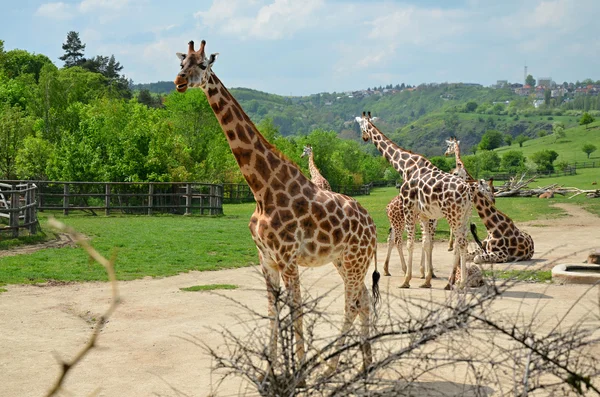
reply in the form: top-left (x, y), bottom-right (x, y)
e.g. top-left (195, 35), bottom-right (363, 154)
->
top-left (473, 190), bottom-right (511, 231)
top-left (201, 73), bottom-right (309, 199)
top-left (308, 152), bottom-right (324, 180)
top-left (367, 123), bottom-right (429, 180)
top-left (453, 146), bottom-right (473, 179)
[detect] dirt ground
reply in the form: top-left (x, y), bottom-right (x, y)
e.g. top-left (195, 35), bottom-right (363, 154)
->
top-left (1, 203), bottom-right (599, 396)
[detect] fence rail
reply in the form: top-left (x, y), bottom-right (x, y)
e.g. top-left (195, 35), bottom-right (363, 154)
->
top-left (0, 181), bottom-right (223, 216)
top-left (0, 182), bottom-right (39, 238)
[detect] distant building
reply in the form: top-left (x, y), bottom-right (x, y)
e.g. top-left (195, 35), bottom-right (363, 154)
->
top-left (533, 99), bottom-right (545, 108)
top-left (495, 80), bottom-right (508, 88)
top-left (537, 77), bottom-right (554, 88)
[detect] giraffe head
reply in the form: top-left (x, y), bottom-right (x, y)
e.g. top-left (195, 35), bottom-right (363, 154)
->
top-left (173, 40), bottom-right (219, 93)
top-left (477, 178), bottom-right (496, 204)
top-left (451, 166), bottom-right (469, 180)
top-left (301, 144), bottom-right (313, 158)
top-left (355, 111), bottom-right (377, 142)
top-left (444, 137), bottom-right (460, 157)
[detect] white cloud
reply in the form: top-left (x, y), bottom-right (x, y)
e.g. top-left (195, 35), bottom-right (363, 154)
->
top-left (367, 6), bottom-right (469, 47)
top-left (195, 0), bottom-right (324, 40)
top-left (78, 0), bottom-right (130, 13)
top-left (35, 2), bottom-right (74, 20)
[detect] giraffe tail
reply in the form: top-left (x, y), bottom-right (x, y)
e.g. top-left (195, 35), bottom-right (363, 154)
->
top-left (470, 223), bottom-right (485, 252)
top-left (372, 248), bottom-right (381, 306)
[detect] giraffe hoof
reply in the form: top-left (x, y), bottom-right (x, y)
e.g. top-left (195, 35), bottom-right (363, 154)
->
top-left (444, 284), bottom-right (452, 290)
top-left (432, 273), bottom-right (438, 279)
top-left (399, 283), bottom-right (410, 289)
top-left (419, 283), bottom-right (431, 289)
top-left (384, 272), bottom-right (391, 277)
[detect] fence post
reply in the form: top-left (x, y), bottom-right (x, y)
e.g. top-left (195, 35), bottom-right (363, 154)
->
top-left (105, 183), bottom-right (111, 216)
top-left (63, 183), bottom-right (69, 216)
top-left (185, 183), bottom-right (192, 215)
top-left (38, 182), bottom-right (44, 212)
top-left (10, 186), bottom-right (19, 238)
top-left (148, 183), bottom-right (154, 216)
top-left (28, 183), bottom-right (37, 234)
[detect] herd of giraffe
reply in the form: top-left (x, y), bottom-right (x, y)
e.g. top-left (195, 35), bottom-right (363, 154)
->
top-left (173, 40), bottom-right (534, 376)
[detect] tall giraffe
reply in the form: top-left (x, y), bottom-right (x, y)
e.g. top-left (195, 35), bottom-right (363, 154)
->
top-left (173, 40), bottom-right (379, 374)
top-left (444, 137), bottom-right (496, 251)
top-left (468, 188), bottom-right (535, 263)
top-left (357, 112), bottom-right (473, 289)
top-left (301, 144), bottom-right (332, 191)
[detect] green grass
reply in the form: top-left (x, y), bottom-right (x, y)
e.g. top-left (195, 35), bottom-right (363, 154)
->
top-left (0, 232), bottom-right (53, 250)
top-left (494, 120), bottom-right (600, 164)
top-left (180, 284), bottom-right (238, 292)
top-left (484, 269), bottom-right (552, 283)
top-left (0, 186), bottom-right (589, 286)
top-left (0, 288), bottom-right (7, 294)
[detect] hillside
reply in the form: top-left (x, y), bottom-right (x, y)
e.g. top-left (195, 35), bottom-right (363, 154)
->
top-left (132, 81), bottom-right (598, 157)
top-left (494, 119), bottom-right (600, 164)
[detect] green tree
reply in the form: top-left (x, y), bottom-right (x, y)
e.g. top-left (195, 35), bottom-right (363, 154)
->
top-left (503, 134), bottom-right (513, 146)
top-left (429, 156), bottom-right (451, 172)
top-left (552, 122), bottom-right (566, 143)
top-left (582, 143), bottom-right (597, 159)
top-left (525, 74), bottom-right (536, 87)
top-left (0, 104), bottom-right (33, 178)
top-left (478, 129), bottom-right (504, 150)
top-left (580, 112), bottom-right (595, 127)
top-left (464, 101), bottom-right (478, 112)
top-left (515, 134), bottom-right (529, 148)
top-left (15, 135), bottom-right (54, 179)
top-left (60, 31), bottom-right (86, 67)
top-left (137, 89), bottom-right (155, 107)
top-left (1, 49), bottom-right (53, 82)
top-left (530, 150), bottom-right (559, 173)
top-left (477, 150), bottom-right (501, 172)
top-left (500, 150), bottom-right (526, 174)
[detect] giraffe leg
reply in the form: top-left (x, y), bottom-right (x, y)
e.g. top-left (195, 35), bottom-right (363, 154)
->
top-left (448, 229), bottom-right (454, 251)
top-left (260, 261), bottom-right (281, 378)
top-left (401, 220), bottom-right (416, 288)
top-left (454, 224), bottom-right (470, 290)
top-left (357, 284), bottom-right (373, 373)
top-left (419, 221), bottom-right (434, 288)
top-left (324, 272), bottom-right (365, 375)
top-left (281, 266), bottom-right (306, 366)
top-left (383, 228), bottom-right (394, 276)
top-left (396, 231), bottom-right (407, 275)
top-left (281, 265), bottom-right (307, 388)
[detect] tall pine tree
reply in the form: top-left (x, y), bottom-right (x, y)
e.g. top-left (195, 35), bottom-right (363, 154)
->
top-left (59, 31), bottom-right (86, 67)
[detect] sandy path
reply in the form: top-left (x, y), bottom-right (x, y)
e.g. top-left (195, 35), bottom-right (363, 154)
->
top-left (0, 203), bottom-right (599, 396)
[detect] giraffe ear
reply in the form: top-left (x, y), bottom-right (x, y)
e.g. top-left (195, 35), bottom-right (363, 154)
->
top-left (208, 53), bottom-right (219, 65)
top-left (176, 52), bottom-right (186, 61)
top-left (355, 116), bottom-right (362, 123)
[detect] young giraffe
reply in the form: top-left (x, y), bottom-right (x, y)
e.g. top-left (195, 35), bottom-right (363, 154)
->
top-left (173, 40), bottom-right (379, 374)
top-left (301, 144), bottom-right (332, 191)
top-left (356, 112), bottom-right (473, 289)
top-left (444, 137), bottom-right (497, 251)
top-left (467, 187), bottom-right (535, 264)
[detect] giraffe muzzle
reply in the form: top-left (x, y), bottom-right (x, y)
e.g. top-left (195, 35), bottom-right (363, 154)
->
top-left (174, 76), bottom-right (188, 93)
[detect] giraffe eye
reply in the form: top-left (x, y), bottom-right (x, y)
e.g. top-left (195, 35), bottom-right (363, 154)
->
top-left (199, 63), bottom-right (207, 70)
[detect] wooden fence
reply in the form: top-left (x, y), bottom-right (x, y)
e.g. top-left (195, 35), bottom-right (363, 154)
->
top-left (0, 182), bottom-right (39, 238)
top-left (0, 181), bottom-right (223, 216)
top-left (222, 182), bottom-right (371, 203)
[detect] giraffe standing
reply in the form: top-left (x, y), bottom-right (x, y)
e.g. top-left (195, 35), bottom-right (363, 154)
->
top-left (467, 187), bottom-right (535, 263)
top-left (444, 137), bottom-right (496, 251)
top-left (357, 112), bottom-right (473, 289)
top-left (383, 195), bottom-right (435, 279)
top-left (173, 40), bottom-right (379, 375)
top-left (301, 144), bottom-right (332, 191)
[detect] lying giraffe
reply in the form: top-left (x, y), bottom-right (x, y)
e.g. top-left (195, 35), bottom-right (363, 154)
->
top-left (301, 144), bottom-right (332, 191)
top-left (467, 187), bottom-right (535, 264)
top-left (173, 40), bottom-right (379, 375)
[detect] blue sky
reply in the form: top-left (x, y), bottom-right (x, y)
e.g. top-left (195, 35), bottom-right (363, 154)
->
top-left (2, 0), bottom-right (599, 96)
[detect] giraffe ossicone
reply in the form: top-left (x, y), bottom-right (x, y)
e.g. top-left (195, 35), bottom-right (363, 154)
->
top-left (174, 40), bottom-right (380, 375)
